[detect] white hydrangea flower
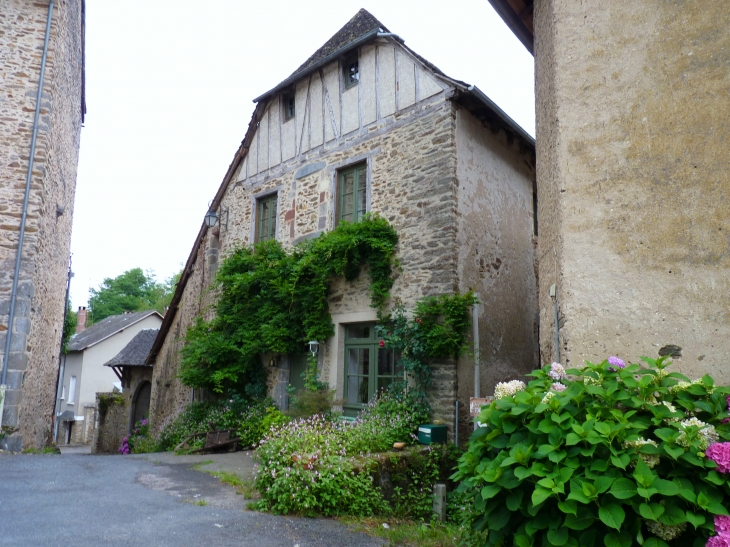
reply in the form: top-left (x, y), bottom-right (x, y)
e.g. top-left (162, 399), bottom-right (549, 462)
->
top-left (547, 362), bottom-right (567, 380)
top-left (540, 392), bottom-right (554, 405)
top-left (582, 376), bottom-right (601, 386)
top-left (676, 417), bottom-right (718, 450)
top-left (494, 380), bottom-right (526, 400)
top-left (662, 401), bottom-right (677, 413)
top-left (623, 438), bottom-right (661, 469)
top-left (646, 520), bottom-right (686, 541)
top-left (551, 382), bottom-right (567, 392)
top-left (649, 368), bottom-right (668, 382)
top-left (692, 377), bottom-right (715, 395)
top-left (623, 437), bottom-right (658, 450)
top-left (668, 381), bottom-right (691, 394)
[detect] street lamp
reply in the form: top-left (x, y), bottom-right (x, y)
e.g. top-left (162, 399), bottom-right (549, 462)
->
top-left (204, 201), bottom-right (228, 231)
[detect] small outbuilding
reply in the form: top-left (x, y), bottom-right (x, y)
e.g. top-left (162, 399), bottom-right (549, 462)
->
top-left (104, 329), bottom-right (159, 433)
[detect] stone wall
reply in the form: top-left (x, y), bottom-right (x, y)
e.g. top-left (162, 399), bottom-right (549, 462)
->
top-left (0, 0), bottom-right (83, 450)
top-left (454, 107), bottom-right (538, 444)
top-left (534, 0), bottom-right (730, 377)
top-left (148, 244), bottom-right (207, 431)
top-left (151, 95), bottom-right (461, 431)
top-left (92, 392), bottom-right (126, 454)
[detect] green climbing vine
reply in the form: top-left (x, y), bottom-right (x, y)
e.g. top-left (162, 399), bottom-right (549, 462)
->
top-left (180, 215), bottom-right (399, 395)
top-left (376, 293), bottom-right (478, 404)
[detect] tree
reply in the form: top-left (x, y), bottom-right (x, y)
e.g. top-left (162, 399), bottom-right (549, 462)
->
top-left (61, 302), bottom-right (77, 354)
top-left (88, 268), bottom-right (180, 324)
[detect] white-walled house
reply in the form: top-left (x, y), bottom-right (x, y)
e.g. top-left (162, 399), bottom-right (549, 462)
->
top-left (57, 310), bottom-right (162, 444)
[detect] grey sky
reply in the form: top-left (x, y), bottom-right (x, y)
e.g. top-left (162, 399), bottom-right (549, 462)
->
top-left (70, 1), bottom-right (534, 308)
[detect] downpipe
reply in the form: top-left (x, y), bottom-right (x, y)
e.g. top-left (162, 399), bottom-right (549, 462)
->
top-left (0, 0), bottom-right (55, 429)
top-left (52, 258), bottom-right (73, 443)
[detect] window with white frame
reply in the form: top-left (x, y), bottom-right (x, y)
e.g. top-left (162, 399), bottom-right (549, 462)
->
top-left (67, 376), bottom-right (76, 405)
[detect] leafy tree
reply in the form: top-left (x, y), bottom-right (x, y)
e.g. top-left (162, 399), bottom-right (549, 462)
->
top-left (61, 302), bottom-right (77, 354)
top-left (88, 268), bottom-right (180, 324)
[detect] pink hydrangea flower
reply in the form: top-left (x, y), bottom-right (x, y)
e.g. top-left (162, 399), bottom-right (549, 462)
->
top-left (715, 515), bottom-right (730, 535)
top-left (706, 443), bottom-right (730, 474)
top-left (608, 356), bottom-right (625, 370)
top-left (551, 382), bottom-right (567, 392)
top-left (548, 362), bottom-right (567, 380)
top-left (707, 534), bottom-right (730, 547)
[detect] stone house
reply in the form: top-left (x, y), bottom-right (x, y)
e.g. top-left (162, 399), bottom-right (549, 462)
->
top-left (58, 311), bottom-right (162, 445)
top-left (0, 0), bottom-right (86, 451)
top-left (148, 9), bottom-right (537, 443)
top-left (489, 0), bottom-right (730, 379)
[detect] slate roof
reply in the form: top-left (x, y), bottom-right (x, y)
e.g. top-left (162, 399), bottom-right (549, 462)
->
top-left (292, 9), bottom-right (387, 79)
top-left (103, 329), bottom-right (159, 368)
top-left (254, 9), bottom-right (389, 103)
top-left (68, 310), bottom-right (162, 352)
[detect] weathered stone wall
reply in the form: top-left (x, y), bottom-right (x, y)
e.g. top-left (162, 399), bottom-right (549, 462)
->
top-left (148, 243), bottom-right (207, 431)
top-left (92, 393), bottom-right (126, 454)
top-left (0, 0), bottom-right (83, 451)
top-left (454, 107), bottom-right (537, 444)
top-left (151, 94), bottom-right (460, 430)
top-left (534, 0), bottom-right (730, 376)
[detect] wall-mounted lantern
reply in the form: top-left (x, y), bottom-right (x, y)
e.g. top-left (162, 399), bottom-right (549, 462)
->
top-left (308, 340), bottom-right (319, 356)
top-left (204, 201), bottom-right (229, 231)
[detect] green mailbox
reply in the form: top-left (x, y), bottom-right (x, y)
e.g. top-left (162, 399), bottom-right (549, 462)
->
top-left (417, 424), bottom-right (447, 445)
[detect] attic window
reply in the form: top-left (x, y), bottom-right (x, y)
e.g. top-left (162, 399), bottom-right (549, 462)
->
top-left (283, 92), bottom-right (295, 120)
top-left (344, 53), bottom-right (359, 88)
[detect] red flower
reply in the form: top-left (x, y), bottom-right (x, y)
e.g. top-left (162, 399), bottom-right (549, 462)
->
top-left (379, 340), bottom-right (385, 347)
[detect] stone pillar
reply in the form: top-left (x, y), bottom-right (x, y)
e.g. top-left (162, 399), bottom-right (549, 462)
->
top-left (534, 0), bottom-right (730, 378)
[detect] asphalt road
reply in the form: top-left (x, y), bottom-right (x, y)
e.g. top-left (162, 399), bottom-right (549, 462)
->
top-left (0, 452), bottom-right (386, 547)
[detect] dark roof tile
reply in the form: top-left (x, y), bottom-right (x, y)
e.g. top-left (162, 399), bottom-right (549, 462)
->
top-left (103, 329), bottom-right (159, 368)
top-left (68, 311), bottom-right (161, 352)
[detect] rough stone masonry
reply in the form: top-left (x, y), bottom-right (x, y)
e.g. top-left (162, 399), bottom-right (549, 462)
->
top-left (0, 0), bottom-right (84, 450)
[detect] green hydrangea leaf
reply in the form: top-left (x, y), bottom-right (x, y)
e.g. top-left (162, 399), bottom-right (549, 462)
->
top-left (481, 485), bottom-right (502, 500)
top-left (547, 527), bottom-right (569, 546)
top-left (531, 486), bottom-right (551, 506)
top-left (598, 503), bottom-right (625, 530)
top-left (604, 530), bottom-right (632, 547)
top-left (639, 502), bottom-right (665, 520)
top-left (609, 478), bottom-right (637, 499)
top-left (506, 490), bottom-right (524, 511)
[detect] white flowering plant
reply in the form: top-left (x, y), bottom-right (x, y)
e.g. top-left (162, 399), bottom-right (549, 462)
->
top-left (253, 389), bottom-right (440, 518)
top-left (453, 356), bottom-right (730, 547)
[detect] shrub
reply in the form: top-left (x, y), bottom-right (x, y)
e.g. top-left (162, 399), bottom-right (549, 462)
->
top-left (156, 397), bottom-right (282, 452)
top-left (254, 389), bottom-right (438, 517)
top-left (349, 389), bottom-right (429, 453)
top-left (453, 356), bottom-right (730, 547)
top-left (120, 419), bottom-right (155, 454)
top-left (254, 414), bottom-right (387, 516)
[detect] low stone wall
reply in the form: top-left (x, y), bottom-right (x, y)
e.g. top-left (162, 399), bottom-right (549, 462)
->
top-left (92, 393), bottom-right (127, 454)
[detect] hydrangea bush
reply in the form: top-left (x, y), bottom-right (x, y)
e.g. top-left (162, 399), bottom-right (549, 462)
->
top-left (454, 357), bottom-right (730, 547)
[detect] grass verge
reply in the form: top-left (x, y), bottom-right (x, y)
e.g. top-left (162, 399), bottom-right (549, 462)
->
top-left (340, 517), bottom-right (465, 547)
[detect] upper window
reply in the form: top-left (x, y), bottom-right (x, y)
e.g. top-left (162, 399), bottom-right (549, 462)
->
top-left (283, 92), bottom-right (295, 120)
top-left (67, 376), bottom-right (76, 405)
top-left (337, 162), bottom-right (367, 224)
top-left (343, 323), bottom-right (400, 417)
top-left (256, 194), bottom-right (278, 243)
top-left (344, 52), bottom-right (359, 88)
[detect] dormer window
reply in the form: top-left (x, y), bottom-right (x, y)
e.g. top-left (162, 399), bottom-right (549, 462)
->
top-left (344, 52), bottom-right (359, 88)
top-left (283, 92), bottom-right (295, 120)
